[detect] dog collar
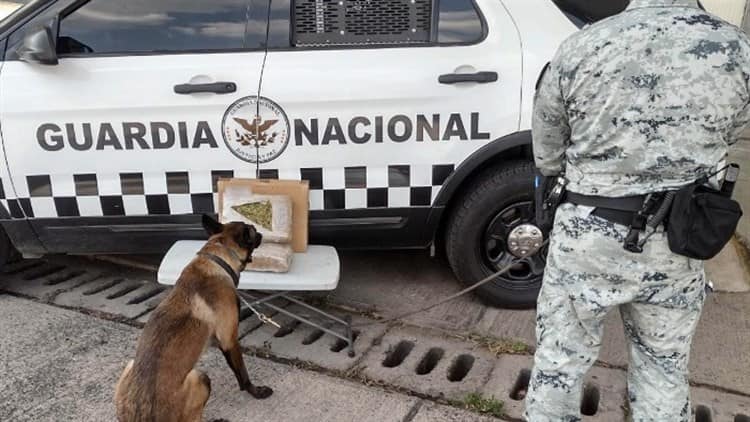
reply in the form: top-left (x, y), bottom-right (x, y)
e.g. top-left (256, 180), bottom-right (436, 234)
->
top-left (197, 252), bottom-right (240, 286)
top-left (221, 242), bottom-right (253, 272)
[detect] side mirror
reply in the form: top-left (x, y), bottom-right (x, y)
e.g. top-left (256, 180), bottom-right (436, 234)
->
top-left (17, 26), bottom-right (58, 65)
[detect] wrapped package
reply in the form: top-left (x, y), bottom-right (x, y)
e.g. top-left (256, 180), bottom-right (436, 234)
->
top-left (221, 186), bottom-right (293, 244)
top-left (246, 243), bottom-right (294, 273)
top-left (218, 178), bottom-right (310, 252)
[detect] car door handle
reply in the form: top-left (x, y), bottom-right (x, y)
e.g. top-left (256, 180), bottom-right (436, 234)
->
top-left (174, 82), bottom-right (237, 95)
top-left (438, 71), bottom-right (498, 84)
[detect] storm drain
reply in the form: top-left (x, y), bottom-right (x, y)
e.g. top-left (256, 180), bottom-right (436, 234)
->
top-left (447, 354), bottom-right (475, 382)
top-left (580, 384), bottom-right (600, 416)
top-left (695, 405), bottom-right (713, 422)
top-left (361, 327), bottom-right (496, 400)
top-left (331, 331), bottom-right (360, 353)
top-left (416, 348), bottom-right (445, 375)
top-left (509, 368), bottom-right (531, 401)
top-left (274, 320), bottom-right (302, 338)
top-left (302, 329), bottom-right (326, 345)
top-left (240, 304), bottom-right (388, 372)
top-left (1, 259), bottom-right (103, 300)
top-left (382, 341), bottom-right (415, 368)
top-left (693, 405), bottom-right (750, 422)
top-left (0, 256), bottom-right (170, 320)
top-left (1, 259), bottom-right (43, 275)
top-left (21, 264), bottom-right (66, 281)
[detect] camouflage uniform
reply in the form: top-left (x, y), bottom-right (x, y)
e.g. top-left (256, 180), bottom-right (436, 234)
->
top-left (525, 1), bottom-right (750, 421)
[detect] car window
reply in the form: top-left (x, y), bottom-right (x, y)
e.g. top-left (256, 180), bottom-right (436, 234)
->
top-left (272, 0), bottom-right (483, 49)
top-left (291, 0), bottom-right (432, 47)
top-left (437, 0), bottom-right (483, 44)
top-left (56, 0), bottom-right (266, 55)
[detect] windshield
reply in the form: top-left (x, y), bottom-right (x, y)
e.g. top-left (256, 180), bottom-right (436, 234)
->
top-left (553, 0), bottom-right (629, 27)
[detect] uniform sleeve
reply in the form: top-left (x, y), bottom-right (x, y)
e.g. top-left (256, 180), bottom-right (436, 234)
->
top-left (728, 99), bottom-right (750, 146)
top-left (532, 55), bottom-right (570, 176)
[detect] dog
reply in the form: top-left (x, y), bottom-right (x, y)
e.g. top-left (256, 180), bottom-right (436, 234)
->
top-left (114, 215), bottom-right (273, 422)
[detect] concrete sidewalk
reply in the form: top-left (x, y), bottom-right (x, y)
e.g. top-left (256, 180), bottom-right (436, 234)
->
top-left (0, 295), bottom-right (493, 422)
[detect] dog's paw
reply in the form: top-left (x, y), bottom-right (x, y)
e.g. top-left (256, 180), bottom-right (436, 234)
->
top-left (249, 385), bottom-right (273, 399)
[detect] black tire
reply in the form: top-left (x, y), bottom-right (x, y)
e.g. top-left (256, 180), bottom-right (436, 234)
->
top-left (445, 161), bottom-right (547, 309)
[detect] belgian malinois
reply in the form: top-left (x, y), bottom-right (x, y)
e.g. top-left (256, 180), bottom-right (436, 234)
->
top-left (114, 215), bottom-right (273, 422)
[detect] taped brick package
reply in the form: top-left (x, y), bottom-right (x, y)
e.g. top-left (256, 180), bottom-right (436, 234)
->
top-left (245, 243), bottom-right (295, 273)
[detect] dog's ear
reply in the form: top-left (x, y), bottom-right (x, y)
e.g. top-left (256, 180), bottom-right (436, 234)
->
top-left (202, 214), bottom-right (224, 236)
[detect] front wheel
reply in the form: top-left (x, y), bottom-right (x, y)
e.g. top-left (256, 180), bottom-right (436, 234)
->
top-left (445, 161), bottom-right (548, 309)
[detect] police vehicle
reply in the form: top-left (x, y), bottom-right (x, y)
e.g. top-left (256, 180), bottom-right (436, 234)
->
top-left (0, 0), bottom-right (625, 307)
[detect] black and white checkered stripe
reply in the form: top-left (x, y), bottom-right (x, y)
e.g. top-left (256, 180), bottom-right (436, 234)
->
top-left (1, 164), bottom-right (455, 218)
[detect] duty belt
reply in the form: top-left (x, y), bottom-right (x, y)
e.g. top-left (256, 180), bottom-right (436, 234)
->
top-left (564, 192), bottom-right (646, 226)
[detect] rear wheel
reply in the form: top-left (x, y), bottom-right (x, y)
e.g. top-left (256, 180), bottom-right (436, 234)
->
top-left (445, 161), bottom-right (547, 309)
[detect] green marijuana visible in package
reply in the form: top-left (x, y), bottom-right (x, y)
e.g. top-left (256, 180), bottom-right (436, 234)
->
top-left (231, 201), bottom-right (273, 231)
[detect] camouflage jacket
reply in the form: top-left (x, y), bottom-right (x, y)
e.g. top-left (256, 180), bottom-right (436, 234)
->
top-left (533, 0), bottom-right (750, 196)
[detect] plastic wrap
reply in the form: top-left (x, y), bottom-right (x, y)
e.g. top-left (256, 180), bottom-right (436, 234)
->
top-left (221, 185), bottom-right (293, 244)
top-left (246, 243), bottom-right (294, 273)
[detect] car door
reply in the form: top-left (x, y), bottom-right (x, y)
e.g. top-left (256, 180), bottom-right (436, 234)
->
top-left (246, 0), bottom-right (522, 246)
top-left (0, 0), bottom-right (271, 253)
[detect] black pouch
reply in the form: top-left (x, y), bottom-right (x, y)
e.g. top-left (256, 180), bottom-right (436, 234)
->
top-left (667, 184), bottom-right (743, 260)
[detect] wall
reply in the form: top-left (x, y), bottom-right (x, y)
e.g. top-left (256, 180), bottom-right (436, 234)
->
top-left (701, 0), bottom-right (747, 26)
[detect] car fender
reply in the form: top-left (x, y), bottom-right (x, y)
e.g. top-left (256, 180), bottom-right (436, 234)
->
top-left (425, 130), bottom-right (533, 243)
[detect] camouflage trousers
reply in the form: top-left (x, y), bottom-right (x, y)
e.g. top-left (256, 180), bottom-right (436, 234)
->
top-left (524, 203), bottom-right (706, 422)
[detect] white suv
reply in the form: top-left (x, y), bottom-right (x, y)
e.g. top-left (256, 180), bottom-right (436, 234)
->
top-left (0, 0), bottom-right (623, 307)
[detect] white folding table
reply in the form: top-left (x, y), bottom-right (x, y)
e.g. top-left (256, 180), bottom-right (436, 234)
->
top-left (157, 241), bottom-right (355, 356)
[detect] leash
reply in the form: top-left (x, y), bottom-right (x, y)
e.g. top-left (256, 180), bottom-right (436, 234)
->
top-left (237, 292), bottom-right (282, 328)
top-left (351, 238), bottom-right (548, 328)
top-left (237, 239), bottom-right (549, 329)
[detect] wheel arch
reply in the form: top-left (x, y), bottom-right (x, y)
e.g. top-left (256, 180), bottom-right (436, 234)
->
top-left (426, 130), bottom-right (533, 248)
